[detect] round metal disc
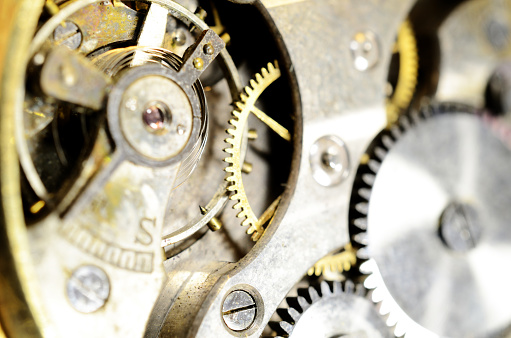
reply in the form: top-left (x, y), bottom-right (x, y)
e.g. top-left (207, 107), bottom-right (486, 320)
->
top-left (365, 112), bottom-right (511, 337)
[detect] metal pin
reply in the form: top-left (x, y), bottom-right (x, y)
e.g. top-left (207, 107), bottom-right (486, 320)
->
top-left (247, 129), bottom-right (258, 141)
top-left (241, 162), bottom-right (253, 174)
top-left (200, 206), bottom-right (223, 231)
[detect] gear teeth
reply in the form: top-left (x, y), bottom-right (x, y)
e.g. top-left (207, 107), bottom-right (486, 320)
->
top-left (344, 279), bottom-right (355, 294)
top-left (222, 61), bottom-right (282, 241)
top-left (353, 232), bottom-right (368, 246)
top-left (387, 20), bottom-right (418, 123)
top-left (353, 217), bottom-right (368, 230)
top-left (349, 103), bottom-right (480, 337)
top-left (400, 115), bottom-right (412, 130)
top-left (357, 246), bottom-right (370, 260)
top-left (358, 188), bottom-right (371, 201)
top-left (320, 280), bottom-right (332, 296)
top-left (287, 307), bottom-right (301, 322)
top-left (362, 173), bottom-right (376, 186)
top-left (368, 159), bottom-right (381, 173)
top-left (308, 286), bottom-right (320, 302)
top-left (268, 280), bottom-right (396, 337)
top-left (382, 134), bottom-right (395, 149)
top-left (390, 125), bottom-right (402, 139)
top-left (276, 308), bottom-right (295, 324)
top-left (244, 85), bottom-right (253, 96)
top-left (255, 72), bottom-right (263, 83)
top-left (374, 146), bottom-right (387, 160)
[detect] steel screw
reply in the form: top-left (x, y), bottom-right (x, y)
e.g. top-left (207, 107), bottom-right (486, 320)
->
top-left (222, 290), bottom-right (257, 331)
top-left (203, 43), bottom-right (215, 55)
top-left (66, 265), bottom-right (110, 313)
top-left (171, 28), bottom-right (187, 47)
top-left (485, 18), bottom-right (510, 51)
top-left (310, 135), bottom-right (350, 187)
top-left (350, 31), bottom-right (379, 71)
top-left (439, 202), bottom-right (482, 252)
top-left (53, 21), bottom-right (82, 50)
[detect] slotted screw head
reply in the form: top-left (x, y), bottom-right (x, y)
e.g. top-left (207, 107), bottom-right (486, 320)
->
top-left (66, 265), bottom-right (110, 313)
top-left (222, 290), bottom-right (257, 331)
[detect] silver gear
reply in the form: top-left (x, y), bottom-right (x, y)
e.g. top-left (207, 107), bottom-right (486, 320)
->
top-left (268, 280), bottom-right (395, 338)
top-left (351, 102), bottom-right (511, 337)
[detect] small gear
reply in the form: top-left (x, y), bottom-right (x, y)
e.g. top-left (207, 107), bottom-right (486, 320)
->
top-left (350, 102), bottom-right (511, 337)
top-left (386, 20), bottom-right (419, 125)
top-left (224, 61), bottom-right (291, 241)
top-left (268, 280), bottom-right (395, 338)
top-left (307, 243), bottom-right (357, 277)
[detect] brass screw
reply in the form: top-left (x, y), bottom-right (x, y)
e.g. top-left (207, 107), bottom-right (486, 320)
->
top-left (193, 57), bottom-right (204, 70)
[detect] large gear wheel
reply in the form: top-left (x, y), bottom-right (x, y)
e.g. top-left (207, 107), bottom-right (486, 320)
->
top-left (224, 61), bottom-right (291, 241)
top-left (268, 280), bottom-right (395, 338)
top-left (350, 102), bottom-right (511, 337)
top-left (386, 20), bottom-right (419, 125)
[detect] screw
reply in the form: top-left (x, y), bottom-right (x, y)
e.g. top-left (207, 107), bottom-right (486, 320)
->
top-left (53, 21), bottom-right (82, 50)
top-left (439, 202), bottom-right (482, 252)
top-left (193, 57), bottom-right (204, 70)
top-left (66, 265), bottom-right (110, 313)
top-left (350, 31), bottom-right (379, 71)
top-left (485, 18), bottom-right (510, 51)
top-left (171, 28), bottom-right (187, 47)
top-left (203, 43), bottom-right (214, 55)
top-left (310, 135), bottom-right (350, 187)
top-left (222, 290), bottom-right (257, 331)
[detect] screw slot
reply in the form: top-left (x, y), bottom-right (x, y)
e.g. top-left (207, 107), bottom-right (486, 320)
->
top-left (222, 290), bottom-right (256, 332)
top-left (66, 265), bottom-right (110, 313)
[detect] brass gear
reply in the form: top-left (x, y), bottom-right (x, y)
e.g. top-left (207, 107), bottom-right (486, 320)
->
top-left (224, 61), bottom-right (291, 241)
top-left (386, 20), bottom-right (419, 125)
top-left (307, 243), bottom-right (357, 277)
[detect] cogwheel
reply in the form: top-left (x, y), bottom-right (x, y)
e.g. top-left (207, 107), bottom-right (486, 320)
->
top-left (307, 243), bottom-right (357, 277)
top-left (268, 280), bottom-right (396, 338)
top-left (224, 61), bottom-right (291, 241)
top-left (350, 102), bottom-right (511, 337)
top-left (386, 20), bottom-right (419, 125)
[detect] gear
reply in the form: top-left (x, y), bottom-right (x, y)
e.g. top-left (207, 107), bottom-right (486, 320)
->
top-left (350, 102), bottom-right (511, 337)
top-left (307, 243), bottom-right (357, 277)
top-left (386, 20), bottom-right (419, 125)
top-left (268, 280), bottom-right (395, 338)
top-left (224, 61), bottom-right (291, 241)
